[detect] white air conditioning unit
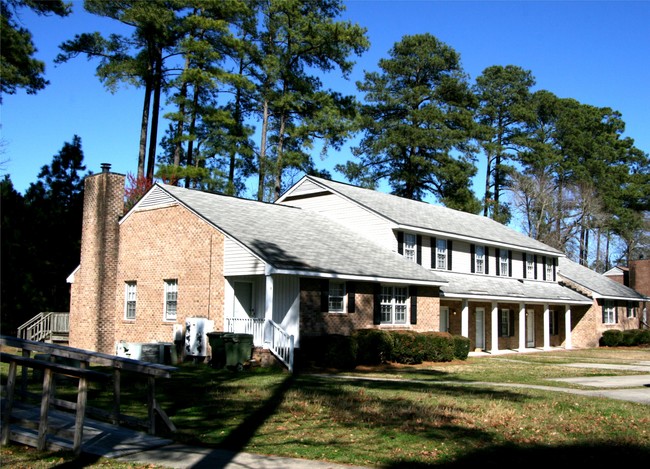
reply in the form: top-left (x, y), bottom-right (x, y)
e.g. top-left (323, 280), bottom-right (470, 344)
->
top-left (184, 318), bottom-right (214, 357)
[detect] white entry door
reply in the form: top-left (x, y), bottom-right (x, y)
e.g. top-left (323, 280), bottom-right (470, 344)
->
top-left (440, 306), bottom-right (450, 332)
top-left (475, 307), bottom-right (485, 350)
top-left (526, 309), bottom-right (535, 347)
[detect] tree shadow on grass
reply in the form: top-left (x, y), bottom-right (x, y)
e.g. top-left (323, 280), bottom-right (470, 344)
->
top-left (386, 442), bottom-right (650, 467)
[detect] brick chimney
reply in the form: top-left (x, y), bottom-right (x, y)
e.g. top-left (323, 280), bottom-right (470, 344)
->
top-left (68, 164), bottom-right (125, 353)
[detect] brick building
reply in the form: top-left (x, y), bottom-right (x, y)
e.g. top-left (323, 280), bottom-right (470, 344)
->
top-left (68, 168), bottom-right (648, 367)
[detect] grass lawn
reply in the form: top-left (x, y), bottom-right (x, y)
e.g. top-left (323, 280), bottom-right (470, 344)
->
top-left (1, 346), bottom-right (649, 467)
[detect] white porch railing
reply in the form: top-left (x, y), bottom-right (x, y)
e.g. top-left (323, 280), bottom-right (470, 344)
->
top-left (226, 318), bottom-right (265, 346)
top-left (225, 317), bottom-right (294, 373)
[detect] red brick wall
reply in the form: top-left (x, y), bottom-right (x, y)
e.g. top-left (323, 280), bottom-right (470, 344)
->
top-left (113, 205), bottom-right (225, 345)
top-left (300, 279), bottom-right (440, 336)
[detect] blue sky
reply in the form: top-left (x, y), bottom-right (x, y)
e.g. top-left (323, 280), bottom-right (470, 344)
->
top-left (2, 0), bottom-right (649, 199)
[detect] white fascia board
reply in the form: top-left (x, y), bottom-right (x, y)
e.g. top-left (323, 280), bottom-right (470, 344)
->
top-left (66, 265), bottom-right (80, 284)
top-left (440, 292), bottom-right (593, 305)
top-left (395, 224), bottom-right (562, 257)
top-left (590, 292), bottom-right (648, 302)
top-left (266, 267), bottom-right (446, 286)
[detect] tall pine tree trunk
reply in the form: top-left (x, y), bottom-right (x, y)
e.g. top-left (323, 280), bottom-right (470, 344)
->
top-left (274, 112), bottom-right (287, 201)
top-left (184, 83), bottom-right (200, 188)
top-left (146, 49), bottom-right (163, 181)
top-left (258, 99), bottom-right (269, 201)
top-left (138, 76), bottom-right (152, 179)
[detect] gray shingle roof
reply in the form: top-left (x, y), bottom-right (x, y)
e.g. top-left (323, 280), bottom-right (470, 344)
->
top-left (158, 184), bottom-right (446, 285)
top-left (435, 270), bottom-right (592, 304)
top-left (304, 176), bottom-right (562, 255)
top-left (558, 258), bottom-right (647, 301)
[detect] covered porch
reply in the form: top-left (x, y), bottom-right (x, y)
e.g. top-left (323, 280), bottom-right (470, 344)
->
top-left (436, 271), bottom-right (593, 354)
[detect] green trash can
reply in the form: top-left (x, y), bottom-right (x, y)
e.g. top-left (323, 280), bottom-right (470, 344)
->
top-left (223, 333), bottom-right (254, 371)
top-left (207, 332), bottom-right (229, 368)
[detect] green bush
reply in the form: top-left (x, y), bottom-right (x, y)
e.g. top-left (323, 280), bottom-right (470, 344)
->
top-left (390, 330), bottom-right (422, 364)
top-left (452, 335), bottom-right (471, 360)
top-left (600, 329), bottom-right (623, 346)
top-left (418, 332), bottom-right (455, 362)
top-left (354, 329), bottom-right (394, 365)
top-left (638, 329), bottom-right (650, 345)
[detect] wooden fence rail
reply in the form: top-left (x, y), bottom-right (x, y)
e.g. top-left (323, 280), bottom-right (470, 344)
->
top-left (0, 335), bottom-right (177, 454)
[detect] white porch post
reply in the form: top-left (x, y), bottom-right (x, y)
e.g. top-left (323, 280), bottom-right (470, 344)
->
top-left (543, 303), bottom-right (551, 350)
top-left (564, 305), bottom-right (572, 349)
top-left (461, 299), bottom-right (469, 338)
top-left (490, 301), bottom-right (499, 353)
top-left (264, 274), bottom-right (274, 344)
top-left (264, 274), bottom-right (274, 321)
top-left (518, 303), bottom-right (526, 351)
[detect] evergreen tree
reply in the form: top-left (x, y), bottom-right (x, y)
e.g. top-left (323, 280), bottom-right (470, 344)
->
top-left (339, 33), bottom-right (480, 212)
top-left (0, 0), bottom-right (70, 101)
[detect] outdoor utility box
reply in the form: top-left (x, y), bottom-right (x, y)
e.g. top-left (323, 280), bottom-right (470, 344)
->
top-left (223, 333), bottom-right (254, 371)
top-left (207, 332), bottom-right (229, 369)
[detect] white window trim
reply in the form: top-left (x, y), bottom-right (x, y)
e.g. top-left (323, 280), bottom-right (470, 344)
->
top-left (499, 250), bottom-right (509, 277)
top-left (404, 233), bottom-right (417, 263)
top-left (328, 280), bottom-right (346, 314)
top-left (436, 239), bottom-right (447, 271)
top-left (603, 300), bottom-right (616, 325)
top-left (380, 285), bottom-right (409, 325)
top-left (124, 281), bottom-right (137, 320)
top-left (499, 308), bottom-right (511, 337)
top-left (475, 246), bottom-right (485, 274)
top-left (526, 253), bottom-right (535, 278)
top-left (545, 260), bottom-right (553, 282)
top-left (164, 279), bottom-right (178, 322)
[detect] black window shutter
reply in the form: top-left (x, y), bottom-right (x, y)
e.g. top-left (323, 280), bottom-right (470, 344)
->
top-left (485, 246), bottom-right (490, 274)
top-left (447, 240), bottom-right (453, 271)
top-left (553, 258), bottom-right (557, 281)
top-left (542, 256), bottom-right (547, 280)
top-left (509, 310), bottom-right (516, 336)
top-left (534, 255), bottom-right (538, 279)
top-left (495, 248), bottom-right (501, 276)
top-left (347, 282), bottom-right (356, 313)
top-left (320, 279), bottom-right (329, 313)
top-left (523, 253), bottom-right (527, 279)
top-left (373, 283), bottom-right (382, 324)
top-left (508, 250), bottom-right (513, 277)
top-left (397, 231), bottom-right (404, 255)
top-left (614, 301), bottom-right (618, 323)
top-left (431, 237), bottom-right (437, 269)
top-left (416, 235), bottom-right (422, 265)
top-left (601, 301), bottom-right (606, 323)
top-left (410, 285), bottom-right (418, 324)
top-left (470, 244), bottom-right (476, 273)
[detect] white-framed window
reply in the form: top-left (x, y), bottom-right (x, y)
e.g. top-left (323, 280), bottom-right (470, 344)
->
top-left (526, 253), bottom-right (535, 278)
top-left (328, 281), bottom-right (346, 313)
top-left (499, 250), bottom-right (509, 277)
top-left (436, 238), bottom-right (447, 270)
top-left (626, 301), bottom-right (637, 318)
top-left (164, 279), bottom-right (178, 321)
top-left (124, 281), bottom-right (137, 320)
top-left (546, 259), bottom-right (554, 281)
top-left (475, 246), bottom-right (485, 274)
top-left (404, 233), bottom-right (417, 262)
top-left (380, 285), bottom-right (408, 325)
top-left (603, 300), bottom-right (616, 325)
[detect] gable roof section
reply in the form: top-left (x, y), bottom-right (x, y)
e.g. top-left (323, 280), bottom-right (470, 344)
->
top-left (153, 184), bottom-right (446, 286)
top-left (558, 258), bottom-right (647, 301)
top-left (282, 176), bottom-right (562, 255)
